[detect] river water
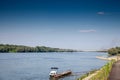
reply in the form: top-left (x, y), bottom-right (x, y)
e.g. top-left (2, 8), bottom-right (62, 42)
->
top-left (0, 52), bottom-right (107, 80)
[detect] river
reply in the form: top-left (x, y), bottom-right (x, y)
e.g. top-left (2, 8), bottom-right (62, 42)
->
top-left (0, 52), bottom-right (107, 80)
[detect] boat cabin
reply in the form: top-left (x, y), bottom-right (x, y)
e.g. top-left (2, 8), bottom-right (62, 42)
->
top-left (49, 67), bottom-right (58, 77)
top-left (49, 70), bottom-right (57, 76)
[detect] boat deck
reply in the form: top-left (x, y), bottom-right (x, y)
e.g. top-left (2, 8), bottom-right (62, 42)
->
top-left (50, 70), bottom-right (72, 78)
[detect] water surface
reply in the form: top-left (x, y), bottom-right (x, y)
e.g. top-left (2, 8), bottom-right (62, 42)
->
top-left (0, 52), bottom-right (107, 80)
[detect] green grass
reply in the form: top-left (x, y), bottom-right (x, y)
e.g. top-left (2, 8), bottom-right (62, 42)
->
top-left (90, 60), bottom-right (115, 80)
top-left (77, 60), bottom-right (115, 80)
top-left (77, 69), bottom-right (97, 80)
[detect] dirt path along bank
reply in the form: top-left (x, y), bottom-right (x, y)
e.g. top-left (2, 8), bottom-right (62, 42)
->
top-left (108, 60), bottom-right (120, 80)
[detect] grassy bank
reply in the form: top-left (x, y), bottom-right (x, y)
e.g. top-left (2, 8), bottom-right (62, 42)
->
top-left (77, 60), bottom-right (115, 80)
top-left (77, 69), bottom-right (97, 80)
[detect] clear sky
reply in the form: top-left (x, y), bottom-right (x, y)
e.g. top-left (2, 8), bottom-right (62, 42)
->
top-left (0, 0), bottom-right (120, 50)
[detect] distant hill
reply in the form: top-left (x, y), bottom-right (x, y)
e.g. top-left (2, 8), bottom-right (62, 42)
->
top-left (0, 44), bottom-right (77, 53)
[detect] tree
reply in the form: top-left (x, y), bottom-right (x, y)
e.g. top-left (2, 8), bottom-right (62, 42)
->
top-left (108, 47), bottom-right (120, 55)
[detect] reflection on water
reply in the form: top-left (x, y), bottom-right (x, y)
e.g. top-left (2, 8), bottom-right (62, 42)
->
top-left (0, 52), bottom-right (107, 80)
top-left (49, 77), bottom-right (59, 80)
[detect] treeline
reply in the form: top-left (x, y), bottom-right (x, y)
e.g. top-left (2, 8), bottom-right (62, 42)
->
top-left (108, 47), bottom-right (120, 55)
top-left (0, 44), bottom-right (76, 53)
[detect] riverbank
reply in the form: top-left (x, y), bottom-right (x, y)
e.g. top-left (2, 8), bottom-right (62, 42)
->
top-left (78, 56), bottom-right (118, 80)
top-left (78, 70), bottom-right (99, 80)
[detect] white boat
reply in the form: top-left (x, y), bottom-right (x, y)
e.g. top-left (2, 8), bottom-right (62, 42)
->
top-left (49, 67), bottom-right (58, 77)
top-left (49, 70), bottom-right (57, 76)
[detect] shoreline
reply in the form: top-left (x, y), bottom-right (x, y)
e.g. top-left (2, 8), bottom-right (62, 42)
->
top-left (78, 56), bottom-right (119, 80)
top-left (82, 70), bottom-right (100, 80)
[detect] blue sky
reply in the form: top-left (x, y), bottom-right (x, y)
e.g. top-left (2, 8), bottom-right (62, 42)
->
top-left (0, 0), bottom-right (120, 50)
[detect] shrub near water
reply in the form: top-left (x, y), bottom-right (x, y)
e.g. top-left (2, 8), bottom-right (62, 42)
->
top-left (77, 60), bottom-right (115, 80)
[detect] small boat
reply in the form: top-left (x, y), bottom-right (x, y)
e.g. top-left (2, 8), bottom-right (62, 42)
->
top-left (49, 67), bottom-right (58, 77)
top-left (49, 70), bottom-right (57, 77)
top-left (49, 67), bottom-right (72, 78)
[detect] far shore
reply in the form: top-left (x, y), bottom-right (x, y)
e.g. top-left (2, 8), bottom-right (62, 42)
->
top-left (96, 56), bottom-right (120, 61)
